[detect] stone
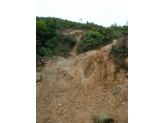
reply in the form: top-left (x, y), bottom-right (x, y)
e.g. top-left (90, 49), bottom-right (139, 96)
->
top-left (36, 73), bottom-right (42, 82)
top-left (41, 59), bottom-right (45, 64)
top-left (92, 113), bottom-right (113, 123)
top-left (37, 62), bottom-right (41, 66)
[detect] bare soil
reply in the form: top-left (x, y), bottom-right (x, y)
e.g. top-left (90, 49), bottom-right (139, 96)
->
top-left (36, 30), bottom-right (128, 123)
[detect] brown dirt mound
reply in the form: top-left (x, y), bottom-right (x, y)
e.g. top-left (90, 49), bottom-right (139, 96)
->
top-left (36, 30), bottom-right (128, 123)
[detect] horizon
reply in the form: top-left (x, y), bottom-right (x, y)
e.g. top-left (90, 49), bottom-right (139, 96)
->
top-left (36, 0), bottom-right (128, 27)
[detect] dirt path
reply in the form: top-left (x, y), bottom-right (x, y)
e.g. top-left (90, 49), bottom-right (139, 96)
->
top-left (61, 29), bottom-right (83, 56)
top-left (36, 30), bottom-right (128, 123)
top-left (70, 34), bottom-right (82, 56)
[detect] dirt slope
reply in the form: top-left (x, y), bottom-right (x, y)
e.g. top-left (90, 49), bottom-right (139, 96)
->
top-left (36, 30), bottom-right (128, 123)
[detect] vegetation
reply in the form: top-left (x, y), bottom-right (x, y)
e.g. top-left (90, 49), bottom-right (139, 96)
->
top-left (77, 29), bottom-right (113, 54)
top-left (36, 16), bottom-right (128, 66)
top-left (36, 16), bottom-right (104, 31)
top-left (110, 37), bottom-right (128, 73)
top-left (109, 22), bottom-right (128, 38)
top-left (36, 17), bottom-right (76, 66)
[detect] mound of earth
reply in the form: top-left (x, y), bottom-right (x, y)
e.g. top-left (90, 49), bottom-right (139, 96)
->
top-left (36, 30), bottom-right (128, 123)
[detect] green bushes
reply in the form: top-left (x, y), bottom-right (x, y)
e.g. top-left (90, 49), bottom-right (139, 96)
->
top-left (36, 17), bottom-right (105, 31)
top-left (77, 30), bottom-right (113, 54)
top-left (36, 18), bottom-right (77, 66)
top-left (77, 31), bottom-right (103, 54)
top-left (38, 47), bottom-right (52, 56)
top-left (110, 45), bottom-right (117, 56)
top-left (110, 37), bottom-right (128, 73)
top-left (36, 17), bottom-right (128, 67)
top-left (62, 35), bottom-right (76, 48)
top-left (113, 31), bottom-right (122, 39)
top-left (121, 31), bottom-right (128, 37)
top-left (108, 23), bottom-right (128, 38)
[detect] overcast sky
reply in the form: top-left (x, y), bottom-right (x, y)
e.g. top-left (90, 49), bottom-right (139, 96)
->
top-left (36, 0), bottom-right (128, 27)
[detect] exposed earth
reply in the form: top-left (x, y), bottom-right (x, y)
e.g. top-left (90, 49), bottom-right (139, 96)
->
top-left (36, 30), bottom-right (128, 123)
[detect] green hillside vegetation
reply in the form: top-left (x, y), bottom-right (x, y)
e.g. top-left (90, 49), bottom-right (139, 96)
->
top-left (36, 16), bottom-right (128, 66)
top-left (77, 29), bottom-right (113, 54)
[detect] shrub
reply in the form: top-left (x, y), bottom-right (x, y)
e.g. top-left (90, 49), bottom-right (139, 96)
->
top-left (38, 47), bottom-right (52, 56)
top-left (77, 30), bottom-right (113, 54)
top-left (109, 37), bottom-right (128, 73)
top-left (110, 45), bottom-right (117, 56)
top-left (113, 31), bottom-right (122, 39)
top-left (62, 35), bottom-right (76, 48)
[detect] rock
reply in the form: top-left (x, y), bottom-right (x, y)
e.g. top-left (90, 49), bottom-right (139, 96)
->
top-left (41, 59), bottom-right (45, 64)
top-left (36, 73), bottom-right (42, 82)
top-left (37, 62), bottom-right (41, 66)
top-left (112, 85), bottom-right (122, 96)
top-left (92, 113), bottom-right (113, 123)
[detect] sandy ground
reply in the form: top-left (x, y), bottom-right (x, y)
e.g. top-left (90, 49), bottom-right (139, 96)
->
top-left (36, 30), bottom-right (128, 123)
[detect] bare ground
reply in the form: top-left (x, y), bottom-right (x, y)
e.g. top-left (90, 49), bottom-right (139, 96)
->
top-left (36, 30), bottom-right (128, 123)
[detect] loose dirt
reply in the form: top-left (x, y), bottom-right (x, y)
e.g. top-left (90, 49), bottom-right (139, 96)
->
top-left (36, 30), bottom-right (128, 123)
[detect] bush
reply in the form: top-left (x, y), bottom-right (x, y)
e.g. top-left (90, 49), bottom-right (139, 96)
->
top-left (113, 31), bottom-right (122, 39)
top-left (62, 35), bottom-right (76, 48)
top-left (109, 37), bottom-right (128, 73)
top-left (77, 30), bottom-right (113, 54)
top-left (77, 31), bottom-right (103, 54)
top-left (97, 28), bottom-right (104, 34)
top-left (121, 31), bottom-right (128, 37)
top-left (50, 37), bottom-right (60, 47)
top-left (110, 45), bottom-right (117, 56)
top-left (69, 37), bottom-right (76, 48)
top-left (38, 47), bottom-right (52, 56)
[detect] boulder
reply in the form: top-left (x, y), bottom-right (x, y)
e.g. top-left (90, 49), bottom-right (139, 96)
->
top-left (92, 113), bottom-right (113, 123)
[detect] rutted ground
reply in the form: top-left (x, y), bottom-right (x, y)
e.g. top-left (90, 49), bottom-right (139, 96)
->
top-left (36, 30), bottom-right (128, 123)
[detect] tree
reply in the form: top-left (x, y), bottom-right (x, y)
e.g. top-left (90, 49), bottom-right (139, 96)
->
top-left (114, 22), bottom-right (117, 28)
top-left (79, 18), bottom-right (83, 23)
top-left (36, 19), bottom-right (47, 35)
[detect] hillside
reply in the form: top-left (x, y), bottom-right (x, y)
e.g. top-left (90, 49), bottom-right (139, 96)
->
top-left (36, 29), bottom-right (128, 123)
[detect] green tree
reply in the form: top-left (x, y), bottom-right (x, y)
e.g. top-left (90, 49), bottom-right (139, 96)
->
top-left (36, 19), bottom-right (47, 35)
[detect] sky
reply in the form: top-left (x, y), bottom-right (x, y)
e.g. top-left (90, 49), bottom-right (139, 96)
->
top-left (36, 0), bottom-right (128, 27)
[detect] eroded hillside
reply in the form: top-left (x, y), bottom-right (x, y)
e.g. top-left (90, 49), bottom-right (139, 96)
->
top-left (36, 30), bottom-right (128, 123)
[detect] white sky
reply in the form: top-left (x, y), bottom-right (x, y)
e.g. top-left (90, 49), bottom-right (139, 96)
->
top-left (36, 0), bottom-right (128, 27)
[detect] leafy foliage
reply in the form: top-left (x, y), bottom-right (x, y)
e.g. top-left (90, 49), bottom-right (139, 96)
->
top-left (108, 23), bottom-right (128, 38)
top-left (110, 37), bottom-right (128, 73)
top-left (36, 16), bottom-right (128, 66)
top-left (36, 17), bottom-right (77, 66)
top-left (77, 29), bottom-right (113, 54)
